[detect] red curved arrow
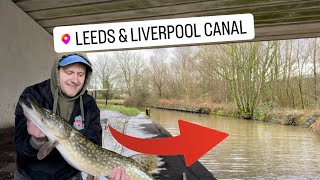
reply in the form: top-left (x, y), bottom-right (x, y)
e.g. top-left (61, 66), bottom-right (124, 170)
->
top-left (108, 120), bottom-right (229, 167)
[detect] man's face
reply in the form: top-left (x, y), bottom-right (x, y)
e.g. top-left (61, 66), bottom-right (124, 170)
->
top-left (59, 63), bottom-right (86, 97)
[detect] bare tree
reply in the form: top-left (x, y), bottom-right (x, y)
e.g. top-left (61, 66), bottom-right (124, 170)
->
top-left (196, 45), bottom-right (229, 102)
top-left (311, 38), bottom-right (319, 101)
top-left (114, 51), bottom-right (146, 97)
top-left (216, 42), bottom-right (278, 118)
top-left (93, 53), bottom-right (116, 89)
top-left (147, 49), bottom-right (170, 98)
top-left (170, 47), bottom-right (199, 99)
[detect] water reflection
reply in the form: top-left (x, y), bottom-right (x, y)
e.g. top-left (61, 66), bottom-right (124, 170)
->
top-left (150, 109), bottom-right (320, 179)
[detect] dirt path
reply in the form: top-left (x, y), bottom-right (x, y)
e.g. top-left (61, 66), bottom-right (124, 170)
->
top-left (0, 127), bottom-right (15, 180)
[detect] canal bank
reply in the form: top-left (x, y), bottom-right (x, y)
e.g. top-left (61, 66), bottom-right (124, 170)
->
top-left (147, 99), bottom-right (320, 134)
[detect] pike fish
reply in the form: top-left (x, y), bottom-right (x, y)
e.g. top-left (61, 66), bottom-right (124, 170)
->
top-left (19, 99), bottom-right (156, 180)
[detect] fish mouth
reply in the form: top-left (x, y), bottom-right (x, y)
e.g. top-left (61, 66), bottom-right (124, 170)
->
top-left (19, 98), bottom-right (32, 109)
top-left (19, 98), bottom-right (46, 126)
top-left (28, 99), bottom-right (46, 118)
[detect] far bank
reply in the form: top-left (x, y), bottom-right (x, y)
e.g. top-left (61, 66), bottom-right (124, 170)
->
top-left (97, 98), bottom-right (320, 135)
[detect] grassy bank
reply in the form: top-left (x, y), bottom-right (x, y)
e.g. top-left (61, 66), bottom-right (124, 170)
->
top-left (96, 98), bottom-right (320, 133)
top-left (151, 99), bottom-right (320, 134)
top-left (97, 104), bottom-right (140, 116)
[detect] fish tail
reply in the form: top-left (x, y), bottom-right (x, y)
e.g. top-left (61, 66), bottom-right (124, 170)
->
top-left (130, 154), bottom-right (166, 175)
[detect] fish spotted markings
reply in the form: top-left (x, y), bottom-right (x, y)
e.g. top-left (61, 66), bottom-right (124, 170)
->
top-left (19, 99), bottom-right (156, 179)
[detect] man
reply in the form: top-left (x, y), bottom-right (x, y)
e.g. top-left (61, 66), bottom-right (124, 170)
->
top-left (14, 53), bottom-right (129, 180)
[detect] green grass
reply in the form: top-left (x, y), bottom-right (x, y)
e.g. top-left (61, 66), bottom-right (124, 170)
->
top-left (97, 104), bottom-right (140, 116)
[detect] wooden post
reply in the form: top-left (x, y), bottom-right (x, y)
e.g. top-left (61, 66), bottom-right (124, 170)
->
top-left (146, 108), bottom-right (150, 116)
top-left (105, 89), bottom-right (108, 105)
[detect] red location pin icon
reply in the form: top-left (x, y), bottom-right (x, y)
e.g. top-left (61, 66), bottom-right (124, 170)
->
top-left (61, 34), bottom-right (70, 44)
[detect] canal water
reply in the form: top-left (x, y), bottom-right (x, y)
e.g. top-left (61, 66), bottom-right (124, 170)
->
top-left (149, 108), bottom-right (320, 179)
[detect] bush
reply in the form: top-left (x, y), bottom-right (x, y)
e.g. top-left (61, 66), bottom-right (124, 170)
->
top-left (96, 99), bottom-right (124, 105)
top-left (310, 119), bottom-right (320, 134)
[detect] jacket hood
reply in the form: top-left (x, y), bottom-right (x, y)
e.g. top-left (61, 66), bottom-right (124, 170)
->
top-left (50, 52), bottom-right (93, 120)
top-left (50, 52), bottom-right (92, 99)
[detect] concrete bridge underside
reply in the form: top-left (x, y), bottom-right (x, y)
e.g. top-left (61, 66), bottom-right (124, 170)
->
top-left (13, 0), bottom-right (320, 41)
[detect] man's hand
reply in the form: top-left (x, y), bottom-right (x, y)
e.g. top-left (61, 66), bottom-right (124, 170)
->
top-left (27, 119), bottom-right (45, 138)
top-left (24, 112), bottom-right (47, 149)
top-left (108, 166), bottom-right (130, 180)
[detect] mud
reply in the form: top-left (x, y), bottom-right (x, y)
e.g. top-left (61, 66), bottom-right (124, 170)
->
top-left (0, 127), bottom-right (15, 180)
